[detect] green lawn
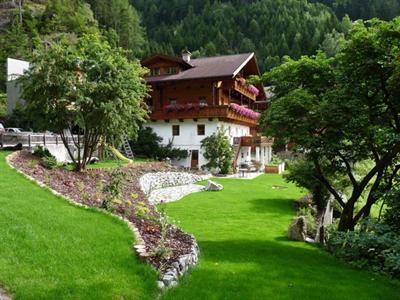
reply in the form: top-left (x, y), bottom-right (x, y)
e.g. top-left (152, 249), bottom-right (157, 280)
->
top-left (163, 175), bottom-right (400, 300)
top-left (0, 151), bottom-right (158, 299)
top-left (87, 158), bottom-right (149, 169)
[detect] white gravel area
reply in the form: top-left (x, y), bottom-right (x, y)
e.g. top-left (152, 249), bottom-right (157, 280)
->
top-left (149, 184), bottom-right (205, 204)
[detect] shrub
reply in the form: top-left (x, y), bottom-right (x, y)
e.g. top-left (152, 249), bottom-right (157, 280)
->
top-left (41, 156), bottom-right (58, 169)
top-left (33, 146), bottom-right (53, 158)
top-left (298, 206), bottom-right (317, 238)
top-left (326, 219), bottom-right (400, 278)
top-left (130, 127), bottom-right (188, 161)
top-left (201, 127), bottom-right (233, 174)
top-left (383, 186), bottom-right (400, 234)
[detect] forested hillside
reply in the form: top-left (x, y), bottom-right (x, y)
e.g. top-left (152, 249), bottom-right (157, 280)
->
top-left (314, 0), bottom-right (400, 20)
top-left (2, 0), bottom-right (400, 93)
top-left (0, 0), bottom-right (146, 92)
top-left (131, 0), bottom-right (346, 71)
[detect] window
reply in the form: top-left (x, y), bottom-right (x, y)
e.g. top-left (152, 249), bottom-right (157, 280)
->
top-left (169, 98), bottom-right (177, 105)
top-left (150, 68), bottom-right (161, 76)
top-left (172, 125), bottom-right (180, 136)
top-left (197, 124), bottom-right (205, 136)
top-left (199, 97), bottom-right (207, 106)
top-left (166, 67), bottom-right (178, 75)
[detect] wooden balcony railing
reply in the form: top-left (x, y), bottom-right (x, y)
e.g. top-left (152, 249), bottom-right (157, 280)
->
top-left (149, 105), bottom-right (258, 126)
top-left (234, 136), bottom-right (274, 147)
top-left (233, 80), bottom-right (257, 101)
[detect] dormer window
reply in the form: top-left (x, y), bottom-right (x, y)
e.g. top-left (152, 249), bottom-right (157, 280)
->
top-left (166, 67), bottom-right (178, 75)
top-left (150, 68), bottom-right (161, 76)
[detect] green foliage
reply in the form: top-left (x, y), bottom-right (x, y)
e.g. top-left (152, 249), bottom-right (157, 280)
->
top-left (86, 0), bottom-right (147, 58)
top-left (298, 206), bottom-right (318, 238)
top-left (0, 92), bottom-right (6, 119)
top-left (261, 18), bottom-right (400, 231)
top-left (102, 169), bottom-right (126, 210)
top-left (19, 33), bottom-right (149, 171)
top-left (130, 127), bottom-right (188, 161)
top-left (326, 219), bottom-right (400, 278)
top-left (201, 127), bottom-right (233, 174)
top-left (5, 105), bottom-right (35, 130)
top-left (33, 145), bottom-right (52, 158)
top-left (40, 155), bottom-right (58, 169)
top-left (383, 185), bottom-right (400, 233)
top-left (284, 159), bottom-right (331, 211)
top-left (131, 0), bottom-right (341, 71)
top-left (315, 0), bottom-right (400, 20)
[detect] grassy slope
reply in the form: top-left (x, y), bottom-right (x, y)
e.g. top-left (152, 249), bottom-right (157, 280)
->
top-left (0, 151), bottom-right (158, 299)
top-left (163, 175), bottom-right (400, 300)
top-left (87, 158), bottom-right (149, 170)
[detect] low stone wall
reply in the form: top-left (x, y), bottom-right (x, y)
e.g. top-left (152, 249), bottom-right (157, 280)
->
top-left (139, 171), bottom-right (210, 288)
top-left (158, 229), bottom-right (200, 289)
top-left (140, 172), bottom-right (211, 195)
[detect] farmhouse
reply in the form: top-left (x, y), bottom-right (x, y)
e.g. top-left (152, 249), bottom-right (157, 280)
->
top-left (142, 51), bottom-right (273, 170)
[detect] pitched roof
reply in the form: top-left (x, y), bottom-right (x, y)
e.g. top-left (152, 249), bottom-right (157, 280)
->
top-left (143, 53), bottom-right (256, 83)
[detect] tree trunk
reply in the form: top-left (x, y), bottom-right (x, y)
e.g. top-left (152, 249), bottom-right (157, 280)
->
top-left (338, 203), bottom-right (355, 231)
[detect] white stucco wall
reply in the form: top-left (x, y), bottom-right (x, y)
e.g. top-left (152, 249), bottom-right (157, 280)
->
top-left (6, 58), bottom-right (30, 114)
top-left (146, 119), bottom-right (251, 169)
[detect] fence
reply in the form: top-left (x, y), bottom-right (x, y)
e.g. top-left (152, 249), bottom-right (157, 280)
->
top-left (0, 133), bottom-right (76, 149)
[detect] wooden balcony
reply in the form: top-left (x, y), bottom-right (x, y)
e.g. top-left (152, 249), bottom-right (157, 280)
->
top-left (233, 136), bottom-right (274, 147)
top-left (233, 80), bottom-right (257, 101)
top-left (149, 105), bottom-right (258, 127)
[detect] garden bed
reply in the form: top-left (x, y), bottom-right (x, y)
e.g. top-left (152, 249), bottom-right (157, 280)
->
top-left (8, 151), bottom-right (198, 275)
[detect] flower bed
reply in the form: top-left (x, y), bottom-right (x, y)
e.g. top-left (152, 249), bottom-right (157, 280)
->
top-left (8, 151), bottom-right (201, 286)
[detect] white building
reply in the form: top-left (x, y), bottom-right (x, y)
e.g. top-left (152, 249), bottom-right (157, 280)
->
top-left (142, 52), bottom-right (273, 170)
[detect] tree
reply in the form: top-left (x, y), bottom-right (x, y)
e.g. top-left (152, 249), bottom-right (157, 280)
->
top-left (130, 127), bottom-right (188, 161)
top-left (261, 18), bottom-right (400, 231)
top-left (201, 127), bottom-right (234, 174)
top-left (19, 33), bottom-right (149, 171)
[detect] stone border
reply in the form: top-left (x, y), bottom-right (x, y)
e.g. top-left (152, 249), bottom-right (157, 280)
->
top-left (0, 287), bottom-right (11, 300)
top-left (5, 151), bottom-right (201, 289)
top-left (139, 171), bottom-right (207, 288)
top-left (157, 229), bottom-right (200, 288)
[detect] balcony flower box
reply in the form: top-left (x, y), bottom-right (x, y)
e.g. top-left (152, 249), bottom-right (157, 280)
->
top-left (230, 103), bottom-right (260, 120)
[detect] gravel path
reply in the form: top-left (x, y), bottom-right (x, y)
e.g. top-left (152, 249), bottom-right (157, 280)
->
top-left (149, 184), bottom-right (205, 204)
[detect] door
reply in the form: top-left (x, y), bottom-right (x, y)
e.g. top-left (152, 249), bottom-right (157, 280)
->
top-left (191, 150), bottom-right (199, 169)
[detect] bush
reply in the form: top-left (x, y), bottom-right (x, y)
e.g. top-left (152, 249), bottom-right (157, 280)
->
top-left (33, 146), bottom-right (53, 158)
top-left (326, 219), bottom-right (400, 278)
top-left (383, 186), bottom-right (400, 234)
top-left (298, 206), bottom-right (317, 238)
top-left (201, 127), bottom-right (233, 174)
top-left (130, 127), bottom-right (188, 161)
top-left (41, 155), bottom-right (58, 169)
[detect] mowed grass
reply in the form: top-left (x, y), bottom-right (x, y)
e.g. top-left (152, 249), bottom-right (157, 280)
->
top-left (87, 158), bottom-right (150, 170)
top-left (0, 151), bottom-right (158, 299)
top-left (163, 175), bottom-right (400, 300)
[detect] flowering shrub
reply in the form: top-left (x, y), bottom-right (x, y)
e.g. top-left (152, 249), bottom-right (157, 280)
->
top-left (230, 103), bottom-right (260, 119)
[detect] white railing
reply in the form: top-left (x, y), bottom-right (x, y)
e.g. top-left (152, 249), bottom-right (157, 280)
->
top-left (0, 133), bottom-right (77, 148)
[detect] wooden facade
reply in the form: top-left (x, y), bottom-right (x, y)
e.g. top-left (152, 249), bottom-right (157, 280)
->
top-left (142, 53), bottom-right (266, 129)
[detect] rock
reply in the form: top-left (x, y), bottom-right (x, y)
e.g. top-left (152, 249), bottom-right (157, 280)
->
top-left (162, 274), bottom-right (175, 286)
top-left (288, 216), bottom-right (307, 241)
top-left (205, 180), bottom-right (223, 191)
top-left (157, 281), bottom-right (165, 289)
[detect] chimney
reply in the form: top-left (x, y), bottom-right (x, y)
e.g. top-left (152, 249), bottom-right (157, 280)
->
top-left (182, 49), bottom-right (191, 63)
